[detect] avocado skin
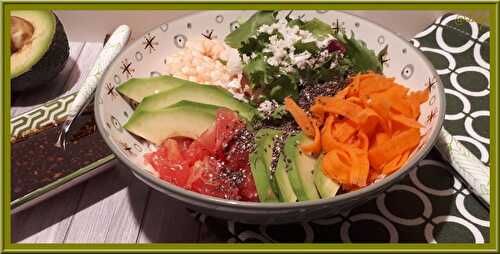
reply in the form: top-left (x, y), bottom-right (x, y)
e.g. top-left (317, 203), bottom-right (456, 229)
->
top-left (12, 13), bottom-right (69, 92)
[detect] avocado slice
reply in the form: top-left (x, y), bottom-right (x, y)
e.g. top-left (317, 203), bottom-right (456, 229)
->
top-left (249, 128), bottom-right (281, 202)
top-left (257, 129), bottom-right (282, 197)
top-left (11, 10), bottom-right (69, 92)
top-left (124, 101), bottom-right (220, 145)
top-left (135, 83), bottom-right (256, 121)
top-left (274, 151), bottom-right (298, 203)
top-left (284, 133), bottom-right (320, 201)
top-left (314, 156), bottom-right (341, 199)
top-left (249, 154), bottom-right (279, 202)
top-left (116, 75), bottom-right (193, 103)
top-left (167, 100), bottom-right (221, 115)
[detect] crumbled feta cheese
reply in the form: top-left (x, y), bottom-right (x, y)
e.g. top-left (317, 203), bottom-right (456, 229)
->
top-left (330, 60), bottom-right (338, 69)
top-left (257, 100), bottom-right (278, 115)
top-left (317, 50), bottom-right (331, 64)
top-left (267, 57), bottom-right (279, 67)
top-left (300, 30), bottom-right (316, 44)
top-left (258, 24), bottom-right (274, 34)
top-left (258, 100), bottom-right (274, 113)
top-left (250, 16), bottom-right (342, 83)
top-left (316, 34), bottom-right (334, 49)
top-left (256, 17), bottom-right (334, 72)
top-left (291, 51), bottom-right (311, 68)
top-left (280, 65), bottom-right (295, 73)
top-left (268, 34), bottom-right (279, 44)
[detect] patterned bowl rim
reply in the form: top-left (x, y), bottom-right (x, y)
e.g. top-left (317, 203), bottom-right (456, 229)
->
top-left (95, 10), bottom-right (446, 210)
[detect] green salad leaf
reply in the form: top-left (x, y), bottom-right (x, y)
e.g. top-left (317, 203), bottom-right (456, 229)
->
top-left (224, 11), bottom-right (385, 106)
top-left (270, 104), bottom-right (287, 119)
top-left (300, 18), bottom-right (334, 38)
top-left (294, 41), bottom-right (319, 55)
top-left (239, 32), bottom-right (271, 56)
top-left (337, 31), bottom-right (383, 73)
top-left (225, 11), bottom-right (277, 49)
top-left (243, 54), bottom-right (299, 102)
top-left (243, 54), bottom-right (277, 88)
top-left (268, 74), bottom-right (299, 101)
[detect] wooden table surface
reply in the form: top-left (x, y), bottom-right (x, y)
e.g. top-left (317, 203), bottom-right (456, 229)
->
top-left (11, 11), bottom-right (451, 243)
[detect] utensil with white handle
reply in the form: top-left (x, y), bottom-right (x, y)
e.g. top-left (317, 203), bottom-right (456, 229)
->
top-left (55, 25), bottom-right (131, 149)
top-left (435, 128), bottom-right (490, 207)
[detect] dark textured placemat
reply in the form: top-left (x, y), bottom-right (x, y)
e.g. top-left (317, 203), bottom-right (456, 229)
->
top-left (193, 14), bottom-right (491, 243)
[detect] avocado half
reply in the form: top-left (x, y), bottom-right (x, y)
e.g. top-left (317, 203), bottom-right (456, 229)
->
top-left (10, 10), bottom-right (69, 92)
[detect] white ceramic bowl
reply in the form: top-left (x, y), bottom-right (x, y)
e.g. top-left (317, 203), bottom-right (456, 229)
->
top-left (95, 10), bottom-right (445, 224)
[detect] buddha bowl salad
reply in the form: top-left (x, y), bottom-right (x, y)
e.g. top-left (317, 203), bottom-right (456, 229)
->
top-left (118, 11), bottom-right (430, 202)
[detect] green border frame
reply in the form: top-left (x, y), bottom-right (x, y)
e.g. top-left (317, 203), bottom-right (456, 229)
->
top-left (1, 1), bottom-right (498, 253)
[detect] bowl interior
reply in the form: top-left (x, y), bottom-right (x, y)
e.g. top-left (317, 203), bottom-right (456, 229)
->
top-left (95, 10), bottom-right (445, 207)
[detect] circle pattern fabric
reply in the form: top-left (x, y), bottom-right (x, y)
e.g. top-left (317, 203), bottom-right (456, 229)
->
top-left (190, 13), bottom-right (490, 243)
top-left (413, 14), bottom-right (490, 166)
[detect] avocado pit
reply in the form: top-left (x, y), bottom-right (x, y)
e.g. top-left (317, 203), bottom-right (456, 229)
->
top-left (11, 16), bottom-right (34, 54)
top-left (10, 10), bottom-right (69, 92)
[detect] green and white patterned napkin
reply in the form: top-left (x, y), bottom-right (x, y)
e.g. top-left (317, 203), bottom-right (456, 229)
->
top-left (411, 14), bottom-right (490, 205)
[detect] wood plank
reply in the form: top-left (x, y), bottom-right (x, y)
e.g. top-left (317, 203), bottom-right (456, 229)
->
top-left (103, 171), bottom-right (150, 243)
top-left (63, 164), bottom-right (149, 243)
top-left (137, 190), bottom-right (201, 243)
top-left (11, 42), bottom-right (85, 117)
top-left (12, 184), bottom-right (85, 243)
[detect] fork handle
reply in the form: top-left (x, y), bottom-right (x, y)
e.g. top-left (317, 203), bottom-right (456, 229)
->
top-left (67, 25), bottom-right (130, 118)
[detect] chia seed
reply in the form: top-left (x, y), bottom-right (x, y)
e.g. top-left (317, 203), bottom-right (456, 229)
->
top-left (270, 133), bottom-right (289, 174)
top-left (225, 127), bottom-right (256, 155)
top-left (298, 79), bottom-right (349, 110)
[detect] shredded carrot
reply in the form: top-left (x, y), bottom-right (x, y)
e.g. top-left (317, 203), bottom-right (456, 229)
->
top-left (348, 147), bottom-right (370, 186)
top-left (285, 72), bottom-right (430, 191)
top-left (368, 126), bottom-right (421, 170)
top-left (409, 90), bottom-right (430, 104)
top-left (321, 116), bottom-right (341, 152)
top-left (359, 75), bottom-right (392, 99)
top-left (332, 120), bottom-right (357, 143)
top-left (372, 132), bottom-right (390, 148)
top-left (323, 150), bottom-right (351, 183)
top-left (408, 90), bottom-right (430, 118)
top-left (391, 113), bottom-right (424, 129)
top-left (309, 103), bottom-right (326, 125)
top-left (284, 96), bottom-right (315, 137)
top-left (301, 121), bottom-right (322, 154)
top-left (381, 150), bottom-right (411, 175)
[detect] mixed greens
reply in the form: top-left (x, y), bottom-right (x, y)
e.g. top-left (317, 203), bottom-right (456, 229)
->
top-left (225, 11), bottom-right (385, 104)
